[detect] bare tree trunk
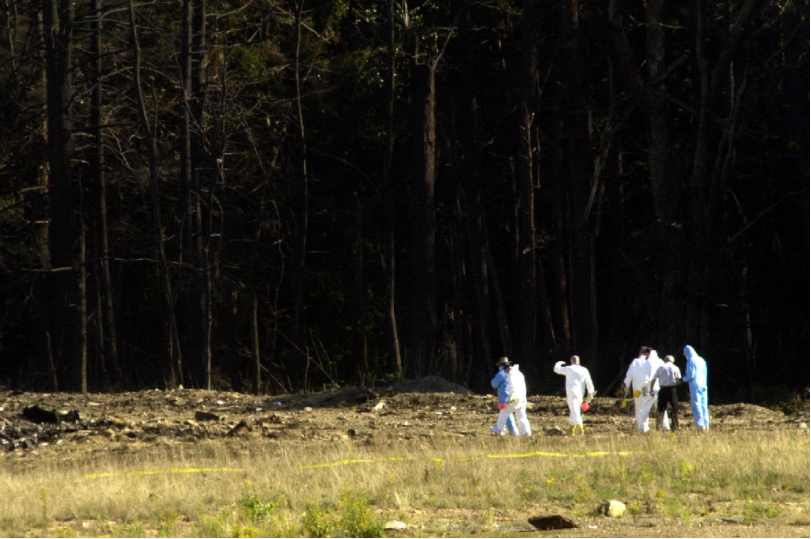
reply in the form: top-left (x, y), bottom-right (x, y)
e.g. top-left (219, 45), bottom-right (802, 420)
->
top-left (485, 235), bottom-right (512, 357)
top-left (549, 97), bottom-right (571, 352)
top-left (290, 0), bottom-right (308, 353)
top-left (89, 0), bottom-right (119, 386)
top-left (512, 0), bottom-right (538, 366)
top-left (456, 0), bottom-right (491, 385)
top-left (129, 0), bottom-right (182, 387)
top-left (353, 191), bottom-right (368, 381)
top-left (407, 45), bottom-right (438, 377)
top-left (561, 0), bottom-right (597, 368)
top-left (250, 289), bottom-right (261, 393)
top-left (383, 0), bottom-right (403, 378)
top-left (43, 0), bottom-right (86, 392)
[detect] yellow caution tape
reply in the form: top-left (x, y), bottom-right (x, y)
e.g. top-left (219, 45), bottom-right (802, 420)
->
top-left (298, 450), bottom-right (632, 469)
top-left (87, 452), bottom-right (632, 477)
top-left (300, 457), bottom-right (413, 469)
top-left (86, 467), bottom-right (244, 479)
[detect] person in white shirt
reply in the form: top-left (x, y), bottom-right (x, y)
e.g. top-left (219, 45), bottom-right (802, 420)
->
top-left (642, 349), bottom-right (670, 431)
top-left (494, 362), bottom-right (532, 436)
top-left (553, 356), bottom-right (595, 435)
top-left (650, 354), bottom-right (682, 431)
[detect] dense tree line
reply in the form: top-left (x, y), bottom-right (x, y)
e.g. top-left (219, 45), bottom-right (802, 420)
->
top-left (0, 0), bottom-right (807, 397)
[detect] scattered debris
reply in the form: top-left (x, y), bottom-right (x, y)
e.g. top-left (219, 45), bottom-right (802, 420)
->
top-left (715, 517), bottom-right (744, 524)
top-left (227, 420), bottom-right (251, 436)
top-left (528, 515), bottom-right (579, 530)
top-left (195, 411), bottom-right (220, 421)
top-left (543, 426), bottom-right (565, 436)
top-left (597, 500), bottom-right (626, 518)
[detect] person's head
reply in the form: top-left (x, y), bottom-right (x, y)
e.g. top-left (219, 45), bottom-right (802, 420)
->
top-left (570, 355), bottom-right (580, 365)
top-left (639, 345), bottom-right (649, 356)
top-left (665, 354), bottom-right (674, 363)
top-left (495, 357), bottom-right (510, 370)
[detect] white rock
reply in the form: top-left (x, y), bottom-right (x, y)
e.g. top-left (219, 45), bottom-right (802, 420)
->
top-left (384, 520), bottom-right (407, 530)
top-left (601, 500), bottom-right (626, 518)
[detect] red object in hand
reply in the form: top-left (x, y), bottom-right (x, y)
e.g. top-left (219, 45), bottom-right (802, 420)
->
top-left (580, 402), bottom-right (590, 412)
top-left (498, 403), bottom-right (507, 410)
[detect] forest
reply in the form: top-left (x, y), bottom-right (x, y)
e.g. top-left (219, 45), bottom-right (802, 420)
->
top-left (0, 0), bottom-right (807, 399)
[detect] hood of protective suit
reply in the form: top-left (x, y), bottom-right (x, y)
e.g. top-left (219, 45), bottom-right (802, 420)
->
top-left (506, 365), bottom-right (527, 401)
top-left (683, 345), bottom-right (702, 362)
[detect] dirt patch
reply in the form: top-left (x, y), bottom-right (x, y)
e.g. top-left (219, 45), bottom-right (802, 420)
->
top-left (0, 377), bottom-right (806, 462)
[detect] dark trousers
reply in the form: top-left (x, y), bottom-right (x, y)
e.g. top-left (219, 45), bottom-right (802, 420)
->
top-left (657, 386), bottom-right (679, 430)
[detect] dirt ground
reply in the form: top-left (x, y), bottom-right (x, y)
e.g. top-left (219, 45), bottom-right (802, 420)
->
top-left (0, 376), bottom-right (807, 463)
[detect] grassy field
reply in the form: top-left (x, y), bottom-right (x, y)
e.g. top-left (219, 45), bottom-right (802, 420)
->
top-left (0, 428), bottom-right (807, 537)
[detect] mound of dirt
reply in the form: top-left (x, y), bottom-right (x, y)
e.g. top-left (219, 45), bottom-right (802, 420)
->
top-left (392, 376), bottom-right (471, 394)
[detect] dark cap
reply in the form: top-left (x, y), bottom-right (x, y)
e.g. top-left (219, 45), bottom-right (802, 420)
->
top-left (495, 357), bottom-right (510, 367)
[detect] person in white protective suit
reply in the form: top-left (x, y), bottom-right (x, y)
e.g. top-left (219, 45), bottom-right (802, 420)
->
top-left (641, 349), bottom-right (670, 431)
top-left (494, 362), bottom-right (532, 436)
top-left (553, 356), bottom-right (595, 435)
top-left (623, 346), bottom-right (651, 432)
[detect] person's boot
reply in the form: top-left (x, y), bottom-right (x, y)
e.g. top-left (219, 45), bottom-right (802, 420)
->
top-left (570, 425), bottom-right (576, 436)
top-left (577, 424), bottom-right (584, 435)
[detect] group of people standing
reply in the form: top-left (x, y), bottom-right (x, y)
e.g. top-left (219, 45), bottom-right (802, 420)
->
top-left (623, 344), bottom-right (710, 432)
top-left (489, 344), bottom-right (710, 436)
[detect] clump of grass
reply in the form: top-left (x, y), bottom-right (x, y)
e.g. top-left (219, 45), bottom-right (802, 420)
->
top-left (303, 491), bottom-right (384, 538)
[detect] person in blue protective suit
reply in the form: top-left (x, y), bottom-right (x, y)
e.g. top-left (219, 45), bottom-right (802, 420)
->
top-left (495, 361), bottom-right (532, 436)
top-left (490, 357), bottom-right (518, 435)
top-left (682, 345), bottom-right (709, 431)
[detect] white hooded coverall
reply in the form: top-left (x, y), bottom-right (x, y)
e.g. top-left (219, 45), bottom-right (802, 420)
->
top-left (642, 351), bottom-right (670, 430)
top-left (553, 361), bottom-right (595, 426)
top-left (625, 351), bottom-right (669, 432)
top-left (495, 364), bottom-right (531, 436)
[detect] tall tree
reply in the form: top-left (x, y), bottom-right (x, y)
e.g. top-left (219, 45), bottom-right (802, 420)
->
top-left (512, 0), bottom-right (539, 367)
top-left (88, 0), bottom-right (119, 387)
top-left (561, 0), bottom-right (598, 368)
top-left (43, 0), bottom-right (87, 392)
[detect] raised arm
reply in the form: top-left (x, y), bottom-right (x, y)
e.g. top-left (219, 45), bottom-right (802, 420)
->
top-left (553, 361), bottom-right (567, 376)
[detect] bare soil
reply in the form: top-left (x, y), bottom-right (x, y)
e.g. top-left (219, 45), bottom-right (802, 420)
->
top-left (0, 377), bottom-right (806, 463)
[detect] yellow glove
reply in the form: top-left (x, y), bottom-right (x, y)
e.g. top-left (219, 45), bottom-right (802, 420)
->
top-left (633, 390), bottom-right (641, 398)
top-left (506, 394), bottom-right (519, 405)
top-left (621, 400), bottom-right (627, 408)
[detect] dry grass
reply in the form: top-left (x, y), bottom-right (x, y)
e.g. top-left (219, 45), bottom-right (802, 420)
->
top-left (0, 429), bottom-right (808, 537)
